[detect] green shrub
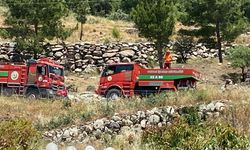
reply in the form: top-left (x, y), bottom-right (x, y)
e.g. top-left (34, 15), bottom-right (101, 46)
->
top-left (47, 114), bottom-right (72, 130)
top-left (62, 99), bottom-right (71, 109)
top-left (100, 101), bottom-right (116, 117)
top-left (0, 118), bottom-right (40, 150)
top-left (108, 9), bottom-right (130, 21)
top-left (112, 26), bottom-right (121, 39)
top-left (142, 117), bottom-right (249, 150)
top-left (194, 89), bottom-right (209, 102)
top-left (144, 93), bottom-right (167, 107)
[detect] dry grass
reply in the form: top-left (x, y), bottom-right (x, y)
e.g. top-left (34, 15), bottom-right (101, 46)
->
top-left (62, 15), bottom-right (144, 43)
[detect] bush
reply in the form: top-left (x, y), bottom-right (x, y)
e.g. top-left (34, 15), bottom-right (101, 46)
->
top-left (173, 36), bottom-right (195, 63)
top-left (194, 89), bottom-right (209, 102)
top-left (111, 26), bottom-right (121, 39)
top-left (0, 118), bottom-right (40, 149)
top-left (47, 114), bottom-right (73, 130)
top-left (142, 117), bottom-right (249, 150)
top-left (108, 9), bottom-right (130, 21)
top-left (144, 93), bottom-right (167, 107)
top-left (227, 45), bottom-right (250, 81)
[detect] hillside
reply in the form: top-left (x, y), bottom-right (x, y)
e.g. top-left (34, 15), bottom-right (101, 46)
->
top-left (0, 6), bottom-right (249, 44)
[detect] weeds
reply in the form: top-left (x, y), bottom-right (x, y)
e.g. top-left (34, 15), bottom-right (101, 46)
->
top-left (112, 26), bottom-right (121, 40)
top-left (0, 118), bottom-right (41, 149)
top-left (142, 117), bottom-right (249, 150)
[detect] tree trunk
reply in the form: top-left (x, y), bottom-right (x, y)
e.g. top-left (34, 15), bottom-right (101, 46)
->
top-left (216, 19), bottom-right (223, 63)
top-left (241, 67), bottom-right (245, 82)
top-left (80, 22), bottom-right (83, 41)
top-left (155, 41), bottom-right (164, 68)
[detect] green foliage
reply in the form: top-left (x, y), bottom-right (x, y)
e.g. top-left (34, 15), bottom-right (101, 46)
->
top-left (145, 93), bottom-right (167, 107)
top-left (1, 0), bottom-right (72, 58)
top-left (194, 89), bottom-right (209, 102)
top-left (182, 0), bottom-right (250, 63)
top-left (89, 0), bottom-right (112, 17)
top-left (101, 101), bottom-right (116, 117)
top-left (47, 114), bottom-right (73, 130)
top-left (62, 99), bottom-right (72, 109)
top-left (142, 117), bottom-right (249, 150)
top-left (0, 118), bottom-right (40, 150)
top-left (81, 111), bottom-right (93, 122)
top-left (243, 1), bottom-right (250, 21)
top-left (227, 45), bottom-right (250, 81)
top-left (66, 0), bottom-right (90, 40)
top-left (132, 0), bottom-right (182, 68)
top-left (111, 26), bottom-right (121, 39)
top-left (108, 9), bottom-right (130, 21)
top-left (120, 0), bottom-right (139, 14)
top-left (173, 36), bottom-right (195, 63)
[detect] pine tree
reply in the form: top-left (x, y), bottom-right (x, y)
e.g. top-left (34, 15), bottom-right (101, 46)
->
top-left (67, 0), bottom-right (90, 41)
top-left (182, 0), bottom-right (249, 63)
top-left (1, 0), bottom-right (71, 58)
top-left (132, 0), bottom-right (181, 68)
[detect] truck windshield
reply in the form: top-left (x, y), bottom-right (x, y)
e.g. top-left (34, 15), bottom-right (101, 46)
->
top-left (49, 66), bottom-right (64, 76)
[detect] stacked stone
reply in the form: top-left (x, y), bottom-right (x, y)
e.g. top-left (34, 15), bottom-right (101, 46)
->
top-left (0, 42), bottom-right (249, 72)
top-left (43, 101), bottom-right (227, 144)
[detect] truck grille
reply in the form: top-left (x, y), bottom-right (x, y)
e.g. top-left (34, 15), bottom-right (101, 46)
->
top-left (52, 84), bottom-right (65, 90)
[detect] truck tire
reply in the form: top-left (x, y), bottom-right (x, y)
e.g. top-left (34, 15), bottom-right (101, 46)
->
top-left (106, 89), bottom-right (122, 100)
top-left (26, 89), bottom-right (40, 100)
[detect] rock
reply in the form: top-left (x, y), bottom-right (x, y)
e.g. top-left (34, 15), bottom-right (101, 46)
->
top-left (119, 50), bottom-right (135, 57)
top-left (54, 51), bottom-right (63, 58)
top-left (148, 114), bottom-right (160, 124)
top-left (206, 103), bottom-right (215, 111)
top-left (46, 142), bottom-right (58, 150)
top-left (93, 129), bottom-right (102, 139)
top-left (214, 102), bottom-right (226, 112)
top-left (164, 106), bottom-right (175, 116)
top-left (140, 119), bottom-right (147, 128)
top-left (69, 127), bottom-right (78, 137)
top-left (112, 115), bottom-right (121, 122)
top-left (109, 122), bottom-right (120, 130)
top-left (103, 53), bottom-right (116, 58)
top-left (122, 57), bottom-right (131, 63)
top-left (0, 54), bottom-right (9, 60)
top-left (93, 119), bottom-right (104, 130)
top-left (75, 68), bottom-right (82, 73)
top-left (63, 130), bottom-right (70, 139)
top-left (52, 47), bottom-right (64, 52)
top-left (75, 53), bottom-right (81, 60)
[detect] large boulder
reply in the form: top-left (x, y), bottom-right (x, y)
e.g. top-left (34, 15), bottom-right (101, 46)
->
top-left (119, 50), bottom-right (135, 57)
top-left (103, 53), bottom-right (116, 58)
top-left (54, 52), bottom-right (63, 58)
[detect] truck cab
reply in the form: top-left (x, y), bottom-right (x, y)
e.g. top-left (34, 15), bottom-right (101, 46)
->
top-left (26, 58), bottom-right (67, 99)
top-left (0, 58), bottom-right (68, 99)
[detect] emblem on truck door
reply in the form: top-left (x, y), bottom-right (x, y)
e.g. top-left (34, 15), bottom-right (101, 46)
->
top-left (11, 71), bottom-right (19, 80)
top-left (107, 76), bottom-right (112, 81)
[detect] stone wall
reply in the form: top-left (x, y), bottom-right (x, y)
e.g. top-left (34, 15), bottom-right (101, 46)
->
top-left (0, 42), bottom-right (247, 72)
top-left (43, 101), bottom-right (227, 144)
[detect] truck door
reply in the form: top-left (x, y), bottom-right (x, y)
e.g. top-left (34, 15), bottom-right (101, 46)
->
top-left (102, 64), bottom-right (133, 83)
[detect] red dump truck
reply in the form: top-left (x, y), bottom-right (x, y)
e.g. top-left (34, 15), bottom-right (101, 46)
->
top-left (0, 58), bottom-right (67, 99)
top-left (96, 63), bottom-right (201, 100)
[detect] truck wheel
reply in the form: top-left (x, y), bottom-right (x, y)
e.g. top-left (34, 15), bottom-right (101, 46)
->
top-left (106, 89), bottom-right (122, 100)
top-left (26, 89), bottom-right (40, 100)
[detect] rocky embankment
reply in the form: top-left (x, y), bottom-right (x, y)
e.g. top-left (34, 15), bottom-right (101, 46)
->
top-left (0, 42), bottom-right (246, 72)
top-left (44, 101), bottom-right (228, 144)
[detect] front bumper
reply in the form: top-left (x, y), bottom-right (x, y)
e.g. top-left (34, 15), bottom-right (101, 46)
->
top-left (39, 88), bottom-right (68, 99)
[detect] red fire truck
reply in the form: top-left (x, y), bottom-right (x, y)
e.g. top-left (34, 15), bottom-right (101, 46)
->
top-left (0, 58), bottom-right (67, 99)
top-left (96, 63), bottom-right (201, 100)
